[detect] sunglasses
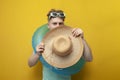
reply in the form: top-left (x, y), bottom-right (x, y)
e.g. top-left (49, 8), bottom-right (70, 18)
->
top-left (49, 12), bottom-right (65, 20)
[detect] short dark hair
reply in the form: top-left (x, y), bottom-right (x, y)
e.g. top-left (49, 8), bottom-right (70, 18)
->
top-left (47, 9), bottom-right (65, 21)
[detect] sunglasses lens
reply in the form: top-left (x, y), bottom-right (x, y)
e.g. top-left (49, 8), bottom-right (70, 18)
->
top-left (59, 13), bottom-right (64, 17)
top-left (52, 12), bottom-right (57, 16)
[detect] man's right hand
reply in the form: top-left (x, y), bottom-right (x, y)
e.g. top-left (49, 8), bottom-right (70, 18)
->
top-left (36, 42), bottom-right (45, 56)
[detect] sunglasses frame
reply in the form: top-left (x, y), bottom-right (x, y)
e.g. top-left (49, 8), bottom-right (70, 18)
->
top-left (48, 12), bottom-right (65, 20)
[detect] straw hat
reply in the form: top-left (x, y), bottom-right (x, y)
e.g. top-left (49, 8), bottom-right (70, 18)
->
top-left (42, 25), bottom-right (83, 68)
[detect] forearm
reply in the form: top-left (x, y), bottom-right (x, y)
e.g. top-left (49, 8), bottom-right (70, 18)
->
top-left (82, 39), bottom-right (93, 62)
top-left (28, 53), bottom-right (40, 67)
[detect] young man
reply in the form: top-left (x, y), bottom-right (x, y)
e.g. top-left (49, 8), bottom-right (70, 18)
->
top-left (28, 9), bottom-right (93, 80)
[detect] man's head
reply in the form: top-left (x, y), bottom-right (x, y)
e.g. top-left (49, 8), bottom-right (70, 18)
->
top-left (47, 9), bottom-right (65, 30)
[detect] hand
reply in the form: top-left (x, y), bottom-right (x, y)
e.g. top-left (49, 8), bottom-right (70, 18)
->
top-left (36, 42), bottom-right (45, 56)
top-left (72, 28), bottom-right (84, 38)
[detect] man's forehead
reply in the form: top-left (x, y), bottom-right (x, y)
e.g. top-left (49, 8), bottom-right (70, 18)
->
top-left (50, 17), bottom-right (63, 22)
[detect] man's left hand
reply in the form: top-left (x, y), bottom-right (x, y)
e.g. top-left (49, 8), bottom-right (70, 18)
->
top-left (72, 28), bottom-right (84, 38)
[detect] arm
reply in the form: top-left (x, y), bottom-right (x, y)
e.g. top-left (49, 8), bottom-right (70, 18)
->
top-left (82, 39), bottom-right (93, 62)
top-left (28, 43), bottom-right (44, 67)
top-left (28, 52), bottom-right (40, 67)
top-left (72, 28), bottom-right (93, 62)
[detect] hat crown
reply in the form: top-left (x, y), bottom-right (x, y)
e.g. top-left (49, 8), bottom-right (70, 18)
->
top-left (52, 35), bottom-right (72, 56)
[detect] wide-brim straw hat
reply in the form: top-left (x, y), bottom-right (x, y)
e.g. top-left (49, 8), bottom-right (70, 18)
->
top-left (42, 25), bottom-right (83, 68)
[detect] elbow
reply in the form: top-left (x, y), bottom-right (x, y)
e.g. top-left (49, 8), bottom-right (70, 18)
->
top-left (83, 52), bottom-right (93, 62)
top-left (28, 63), bottom-right (33, 67)
top-left (85, 57), bottom-right (93, 62)
top-left (28, 59), bottom-right (34, 67)
top-left (85, 55), bottom-right (93, 62)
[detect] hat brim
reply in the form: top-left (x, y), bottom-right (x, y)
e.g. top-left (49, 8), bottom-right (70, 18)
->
top-left (42, 25), bottom-right (83, 68)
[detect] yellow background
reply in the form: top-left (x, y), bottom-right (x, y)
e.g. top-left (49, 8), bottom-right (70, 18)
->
top-left (0, 0), bottom-right (120, 80)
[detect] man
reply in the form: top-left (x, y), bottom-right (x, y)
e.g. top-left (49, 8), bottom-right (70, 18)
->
top-left (28, 9), bottom-right (93, 80)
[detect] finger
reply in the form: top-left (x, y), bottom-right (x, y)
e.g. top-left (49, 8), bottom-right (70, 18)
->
top-left (38, 48), bottom-right (44, 52)
top-left (39, 45), bottom-right (44, 49)
top-left (40, 42), bottom-right (44, 46)
top-left (72, 29), bottom-right (77, 37)
top-left (38, 42), bottom-right (44, 47)
top-left (39, 45), bottom-right (45, 49)
top-left (76, 33), bottom-right (80, 37)
top-left (40, 48), bottom-right (44, 51)
top-left (39, 47), bottom-right (44, 50)
top-left (77, 34), bottom-right (81, 37)
top-left (76, 30), bottom-right (82, 37)
top-left (76, 31), bottom-right (81, 37)
top-left (72, 28), bottom-right (77, 33)
top-left (72, 32), bottom-right (75, 37)
top-left (74, 31), bottom-right (78, 37)
top-left (76, 29), bottom-right (83, 35)
top-left (40, 49), bottom-right (44, 53)
top-left (39, 43), bottom-right (45, 48)
top-left (37, 45), bottom-right (44, 49)
top-left (76, 30), bottom-right (80, 37)
top-left (79, 29), bottom-right (83, 34)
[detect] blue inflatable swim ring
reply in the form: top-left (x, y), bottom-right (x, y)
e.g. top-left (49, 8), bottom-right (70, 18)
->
top-left (32, 24), bottom-right (86, 75)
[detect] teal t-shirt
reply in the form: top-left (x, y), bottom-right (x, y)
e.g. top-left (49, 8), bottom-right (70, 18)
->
top-left (32, 24), bottom-right (86, 80)
top-left (42, 65), bottom-right (71, 80)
